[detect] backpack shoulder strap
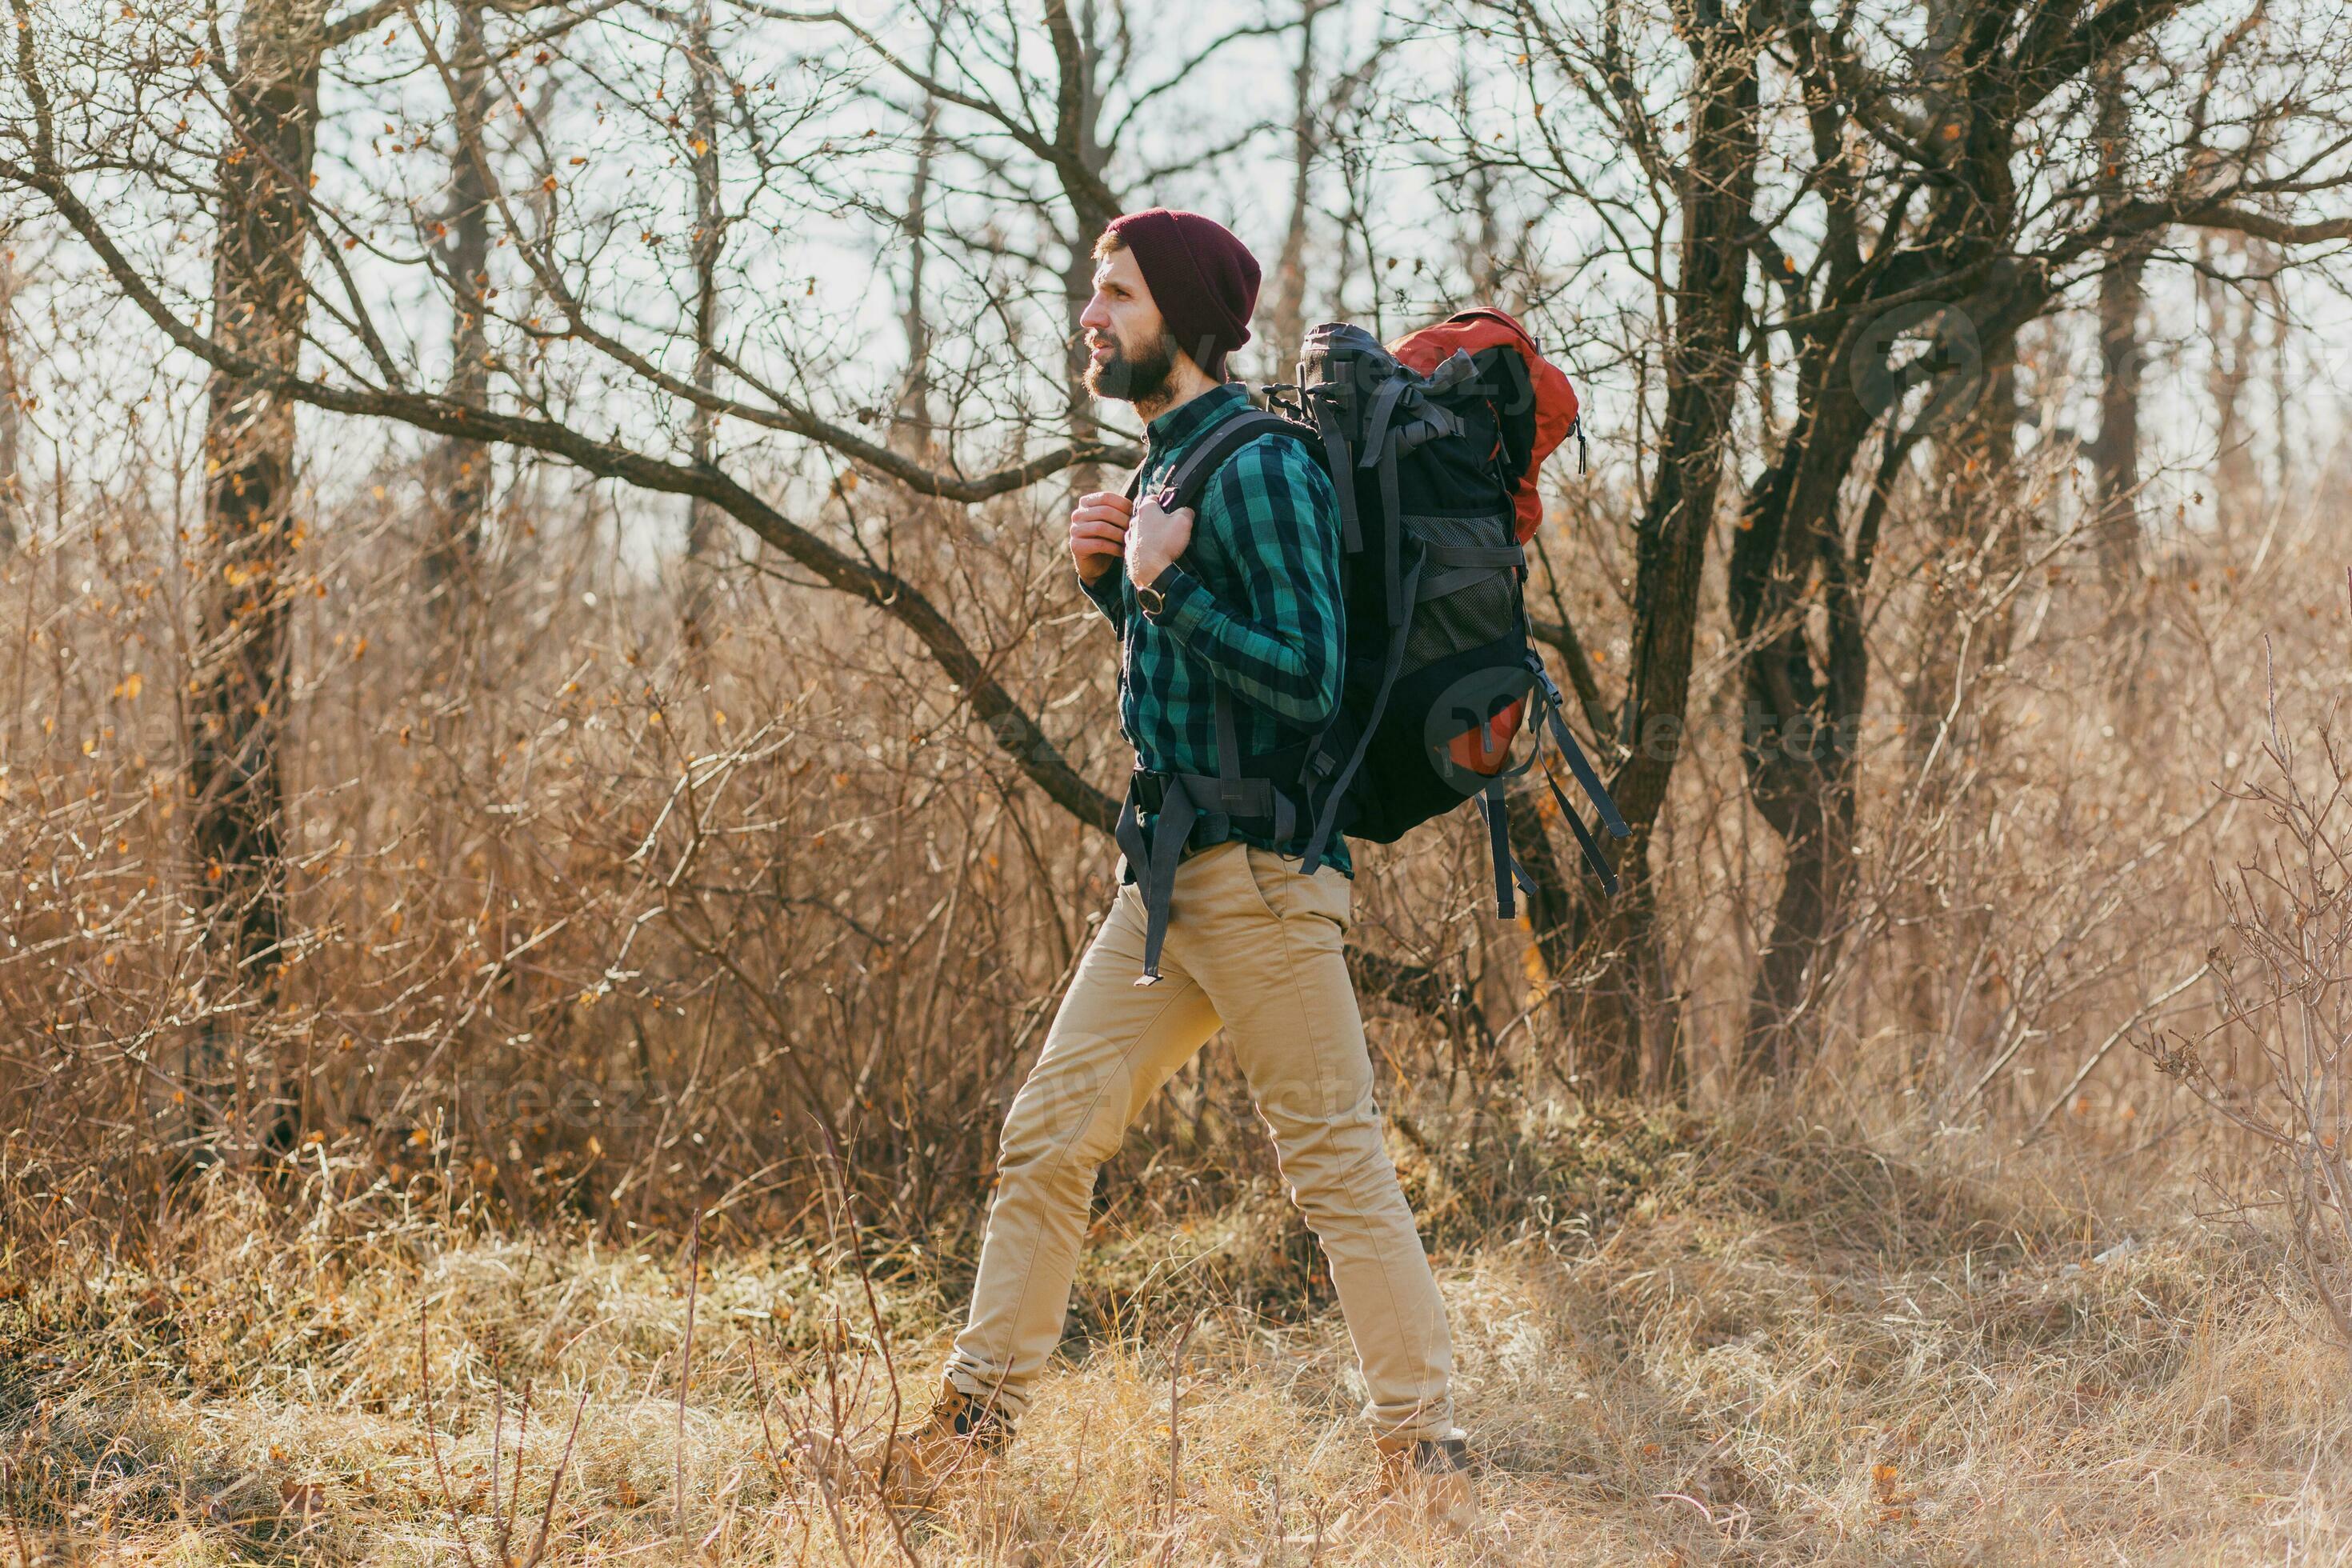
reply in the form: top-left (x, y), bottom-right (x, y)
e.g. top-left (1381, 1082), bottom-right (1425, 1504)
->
top-left (1127, 407), bottom-right (1314, 516)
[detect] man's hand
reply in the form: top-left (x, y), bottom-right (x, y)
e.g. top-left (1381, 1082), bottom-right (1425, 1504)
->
top-left (1124, 495), bottom-right (1194, 590)
top-left (1068, 491), bottom-right (1133, 585)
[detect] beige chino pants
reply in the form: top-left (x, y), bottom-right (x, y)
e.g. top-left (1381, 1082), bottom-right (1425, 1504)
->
top-left (944, 838), bottom-right (1458, 1445)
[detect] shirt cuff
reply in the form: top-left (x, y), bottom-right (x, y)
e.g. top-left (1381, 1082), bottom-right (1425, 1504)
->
top-left (1141, 564), bottom-right (1210, 639)
top-left (1079, 563), bottom-right (1127, 624)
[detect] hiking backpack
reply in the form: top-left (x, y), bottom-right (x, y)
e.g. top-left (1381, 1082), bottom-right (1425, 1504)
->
top-left (1117, 308), bottom-right (1627, 980)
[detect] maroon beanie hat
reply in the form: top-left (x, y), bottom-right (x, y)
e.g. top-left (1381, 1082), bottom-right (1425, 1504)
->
top-left (1103, 208), bottom-right (1260, 376)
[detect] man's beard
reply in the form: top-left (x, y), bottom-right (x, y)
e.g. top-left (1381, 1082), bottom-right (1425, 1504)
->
top-left (1083, 329), bottom-right (1178, 405)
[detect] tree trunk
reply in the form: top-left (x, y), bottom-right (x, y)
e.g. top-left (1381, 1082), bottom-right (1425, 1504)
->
top-left (0, 246), bottom-right (24, 554)
top-left (679, 0), bottom-right (726, 666)
top-left (1728, 375), bottom-right (1874, 1078)
top-left (2088, 62), bottom-right (2152, 598)
top-left (187, 0), bottom-right (326, 1162)
top-left (422, 0), bottom-right (493, 626)
top-left (1046, 0), bottom-right (1115, 495)
top-left (1267, 0), bottom-right (1327, 370)
top-left (891, 45), bottom-right (942, 457)
top-left (1566, 0), bottom-right (1758, 1096)
top-left (2202, 235), bottom-right (2265, 539)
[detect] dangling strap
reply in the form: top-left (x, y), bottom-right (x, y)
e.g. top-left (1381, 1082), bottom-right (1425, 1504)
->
top-left (1482, 778), bottom-right (1515, 919)
top-left (1536, 679), bottom-right (1630, 838)
top-left (1542, 755), bottom-right (1620, 895)
top-left (1117, 782), bottom-right (1198, 986)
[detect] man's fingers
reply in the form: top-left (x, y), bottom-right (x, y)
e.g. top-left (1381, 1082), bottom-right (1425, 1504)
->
top-left (1076, 490), bottom-right (1134, 514)
top-left (1070, 503), bottom-right (1131, 531)
top-left (1070, 519), bottom-right (1127, 548)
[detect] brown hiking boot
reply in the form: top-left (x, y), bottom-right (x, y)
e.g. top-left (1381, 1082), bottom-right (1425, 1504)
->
top-left (803, 1378), bottom-right (1012, 1505)
top-left (1374, 1432), bottom-right (1478, 1532)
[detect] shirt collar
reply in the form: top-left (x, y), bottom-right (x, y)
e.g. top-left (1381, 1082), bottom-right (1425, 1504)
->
top-left (1144, 383), bottom-right (1246, 457)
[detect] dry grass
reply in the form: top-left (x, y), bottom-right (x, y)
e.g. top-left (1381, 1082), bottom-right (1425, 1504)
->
top-left (4, 1104), bottom-right (2344, 1566)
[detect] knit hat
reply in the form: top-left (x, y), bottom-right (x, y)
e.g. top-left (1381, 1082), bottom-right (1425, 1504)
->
top-left (1102, 209), bottom-right (1260, 377)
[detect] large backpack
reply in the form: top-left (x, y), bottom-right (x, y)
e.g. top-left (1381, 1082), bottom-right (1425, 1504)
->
top-left (1117, 308), bottom-right (1626, 981)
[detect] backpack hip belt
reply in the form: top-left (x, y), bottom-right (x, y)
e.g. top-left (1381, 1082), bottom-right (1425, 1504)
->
top-left (1114, 750), bottom-right (1303, 988)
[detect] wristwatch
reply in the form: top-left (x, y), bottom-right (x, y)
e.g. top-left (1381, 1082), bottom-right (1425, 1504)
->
top-left (1134, 568), bottom-right (1174, 619)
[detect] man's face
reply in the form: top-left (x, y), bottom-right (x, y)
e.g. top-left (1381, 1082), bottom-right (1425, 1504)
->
top-left (1078, 246), bottom-right (1177, 404)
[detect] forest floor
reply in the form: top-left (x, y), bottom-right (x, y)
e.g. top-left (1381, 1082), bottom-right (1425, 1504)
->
top-left (2, 1106), bottom-right (2345, 1566)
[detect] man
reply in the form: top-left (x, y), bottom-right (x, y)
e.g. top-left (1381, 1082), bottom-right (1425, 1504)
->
top-left (838, 210), bottom-right (1473, 1526)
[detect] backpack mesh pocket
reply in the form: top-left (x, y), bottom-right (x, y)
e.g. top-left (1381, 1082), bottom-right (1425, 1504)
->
top-left (1402, 513), bottom-right (1521, 671)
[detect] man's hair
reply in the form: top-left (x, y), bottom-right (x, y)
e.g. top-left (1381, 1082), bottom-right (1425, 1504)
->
top-left (1090, 229), bottom-right (1126, 260)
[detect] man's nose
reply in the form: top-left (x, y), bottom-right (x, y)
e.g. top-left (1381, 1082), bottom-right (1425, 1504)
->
top-left (1078, 294), bottom-right (1110, 331)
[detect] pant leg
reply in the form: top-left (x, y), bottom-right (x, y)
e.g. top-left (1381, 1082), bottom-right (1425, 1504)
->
top-left (1180, 841), bottom-right (1458, 1445)
top-left (944, 880), bottom-right (1221, 1424)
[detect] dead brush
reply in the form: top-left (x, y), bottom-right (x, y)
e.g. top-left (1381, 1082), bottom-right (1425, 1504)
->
top-left (2143, 627), bottom-right (2352, 1363)
top-left (417, 1305), bottom-right (590, 1568)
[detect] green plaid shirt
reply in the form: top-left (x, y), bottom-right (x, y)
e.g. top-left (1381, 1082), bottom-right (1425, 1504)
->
top-left (1080, 384), bottom-right (1352, 874)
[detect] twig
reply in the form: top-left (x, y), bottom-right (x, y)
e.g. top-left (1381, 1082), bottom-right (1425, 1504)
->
top-left (487, 1358), bottom-right (505, 1558)
top-left (501, 1377), bottom-right (534, 1566)
top-left (675, 1206), bottom-right (702, 1555)
top-left (2020, 963), bottom-right (2212, 1142)
top-left (419, 1303), bottom-right (486, 1568)
top-left (745, 1326), bottom-right (788, 1484)
top-left (520, 1382), bottom-right (591, 1568)
top-left (3, 1457), bottom-right (36, 1568)
top-left (1158, 1315), bottom-right (1198, 1566)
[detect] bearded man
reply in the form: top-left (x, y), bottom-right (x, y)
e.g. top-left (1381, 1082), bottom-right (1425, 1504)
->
top-left (830, 210), bottom-right (1474, 1530)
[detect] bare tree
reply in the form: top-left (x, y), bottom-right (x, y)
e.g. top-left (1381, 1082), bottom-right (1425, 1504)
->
top-left (421, 1), bottom-right (496, 624)
top-left (182, 0), bottom-right (331, 1157)
top-left (1470, 0), bottom-right (1761, 1092)
top-left (678, 0), bottom-right (728, 665)
top-left (2088, 54), bottom-right (2154, 597)
top-left (0, 238), bottom-right (26, 554)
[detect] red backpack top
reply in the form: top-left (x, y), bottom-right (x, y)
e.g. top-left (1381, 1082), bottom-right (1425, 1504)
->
top-left (1386, 307), bottom-right (1581, 543)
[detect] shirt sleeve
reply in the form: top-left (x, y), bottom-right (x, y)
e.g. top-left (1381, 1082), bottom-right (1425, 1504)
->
top-left (1146, 436), bottom-right (1345, 731)
top-left (1078, 560), bottom-right (1128, 635)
